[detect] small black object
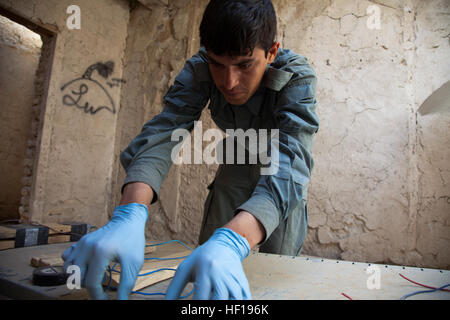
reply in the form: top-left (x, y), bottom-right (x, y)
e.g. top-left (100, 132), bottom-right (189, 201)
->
top-left (32, 266), bottom-right (69, 286)
top-left (15, 226), bottom-right (49, 248)
top-left (70, 223), bottom-right (90, 242)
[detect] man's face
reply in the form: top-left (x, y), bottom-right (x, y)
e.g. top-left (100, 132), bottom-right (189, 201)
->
top-left (207, 42), bottom-right (279, 105)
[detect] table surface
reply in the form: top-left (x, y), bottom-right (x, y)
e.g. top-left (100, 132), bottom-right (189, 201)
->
top-left (0, 242), bottom-right (449, 300)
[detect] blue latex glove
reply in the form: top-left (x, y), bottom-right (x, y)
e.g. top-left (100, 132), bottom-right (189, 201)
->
top-left (62, 203), bottom-right (148, 300)
top-left (165, 227), bottom-right (252, 300)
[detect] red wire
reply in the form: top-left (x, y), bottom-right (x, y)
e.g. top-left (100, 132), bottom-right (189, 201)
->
top-left (340, 273), bottom-right (449, 300)
top-left (399, 273), bottom-right (450, 292)
top-left (341, 292), bottom-right (353, 300)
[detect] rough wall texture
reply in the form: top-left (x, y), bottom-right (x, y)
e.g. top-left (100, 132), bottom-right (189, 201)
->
top-left (118, 0), bottom-right (449, 268)
top-left (0, 0), bottom-right (130, 228)
top-left (0, 15), bottom-right (42, 221)
top-left (413, 0), bottom-right (450, 269)
top-left (273, 0), bottom-right (450, 269)
top-left (279, 0), bottom-right (418, 263)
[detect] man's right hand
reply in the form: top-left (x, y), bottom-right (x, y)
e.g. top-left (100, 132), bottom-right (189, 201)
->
top-left (62, 202), bottom-right (148, 300)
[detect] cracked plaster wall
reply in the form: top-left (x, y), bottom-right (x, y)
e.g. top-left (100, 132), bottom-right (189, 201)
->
top-left (118, 0), bottom-right (449, 268)
top-left (274, 0), bottom-right (450, 269)
top-left (412, 0), bottom-right (450, 269)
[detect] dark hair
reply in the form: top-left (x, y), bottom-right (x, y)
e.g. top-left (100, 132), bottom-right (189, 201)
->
top-left (199, 0), bottom-right (277, 57)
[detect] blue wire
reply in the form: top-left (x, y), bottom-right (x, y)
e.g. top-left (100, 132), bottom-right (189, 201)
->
top-left (144, 255), bottom-right (190, 261)
top-left (110, 262), bottom-right (119, 273)
top-left (104, 239), bottom-right (193, 299)
top-left (106, 265), bottom-right (193, 299)
top-left (138, 268), bottom-right (177, 277)
top-left (131, 291), bottom-right (166, 296)
top-left (131, 288), bottom-right (194, 299)
top-left (143, 239), bottom-right (192, 261)
top-left (108, 265), bottom-right (178, 277)
top-left (400, 283), bottom-right (450, 300)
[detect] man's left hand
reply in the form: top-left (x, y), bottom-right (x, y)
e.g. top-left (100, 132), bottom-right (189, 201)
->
top-left (165, 228), bottom-right (252, 300)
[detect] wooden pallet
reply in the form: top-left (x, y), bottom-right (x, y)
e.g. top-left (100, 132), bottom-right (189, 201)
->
top-left (0, 222), bottom-right (91, 250)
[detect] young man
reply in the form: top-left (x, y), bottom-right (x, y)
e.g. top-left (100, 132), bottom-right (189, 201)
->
top-left (62, 0), bottom-right (319, 300)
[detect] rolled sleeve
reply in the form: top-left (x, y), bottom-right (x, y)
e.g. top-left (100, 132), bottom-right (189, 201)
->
top-left (237, 56), bottom-right (319, 242)
top-left (120, 49), bottom-right (211, 202)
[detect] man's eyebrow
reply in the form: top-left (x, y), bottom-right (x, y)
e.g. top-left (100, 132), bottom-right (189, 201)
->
top-left (234, 58), bottom-right (255, 65)
top-left (206, 55), bottom-right (222, 65)
top-left (206, 55), bottom-right (255, 66)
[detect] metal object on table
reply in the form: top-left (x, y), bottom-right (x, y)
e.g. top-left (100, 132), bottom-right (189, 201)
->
top-left (32, 266), bottom-right (69, 286)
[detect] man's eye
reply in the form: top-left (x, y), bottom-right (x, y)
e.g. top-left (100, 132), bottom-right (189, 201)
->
top-left (239, 63), bottom-right (252, 69)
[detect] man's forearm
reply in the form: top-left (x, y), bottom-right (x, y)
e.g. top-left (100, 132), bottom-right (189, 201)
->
top-left (223, 211), bottom-right (266, 249)
top-left (119, 182), bottom-right (154, 211)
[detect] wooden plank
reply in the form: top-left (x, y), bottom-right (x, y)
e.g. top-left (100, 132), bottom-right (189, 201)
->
top-left (45, 223), bottom-right (72, 235)
top-left (28, 244), bottom-right (158, 268)
top-left (47, 234), bottom-right (71, 244)
top-left (30, 255), bottom-right (64, 267)
top-left (0, 224), bottom-right (21, 249)
top-left (45, 224), bottom-right (72, 244)
top-left (0, 226), bottom-right (17, 239)
top-left (105, 249), bottom-right (191, 291)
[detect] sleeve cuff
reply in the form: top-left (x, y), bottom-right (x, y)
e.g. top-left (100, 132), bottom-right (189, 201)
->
top-left (121, 164), bottom-right (163, 204)
top-left (235, 194), bottom-right (280, 244)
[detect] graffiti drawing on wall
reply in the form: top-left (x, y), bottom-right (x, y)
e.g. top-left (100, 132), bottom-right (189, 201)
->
top-left (60, 61), bottom-right (126, 115)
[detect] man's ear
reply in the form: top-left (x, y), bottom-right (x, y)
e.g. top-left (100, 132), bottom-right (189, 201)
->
top-left (267, 41), bottom-right (280, 64)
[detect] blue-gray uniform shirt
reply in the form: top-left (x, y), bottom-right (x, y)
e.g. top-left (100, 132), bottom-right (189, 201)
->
top-left (120, 47), bottom-right (319, 255)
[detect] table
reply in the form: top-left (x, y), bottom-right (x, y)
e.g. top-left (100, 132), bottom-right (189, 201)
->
top-left (0, 242), bottom-right (449, 300)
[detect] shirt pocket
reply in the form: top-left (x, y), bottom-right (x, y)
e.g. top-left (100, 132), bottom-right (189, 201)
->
top-left (291, 156), bottom-right (309, 186)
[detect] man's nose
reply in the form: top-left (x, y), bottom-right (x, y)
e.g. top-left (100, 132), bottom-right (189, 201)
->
top-left (224, 67), bottom-right (239, 90)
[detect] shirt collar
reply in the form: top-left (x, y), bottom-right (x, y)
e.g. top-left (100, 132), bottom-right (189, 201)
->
top-left (264, 65), bottom-right (294, 91)
top-left (245, 65), bottom-right (294, 116)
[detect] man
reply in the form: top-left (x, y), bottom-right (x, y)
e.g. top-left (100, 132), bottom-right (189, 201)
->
top-left (62, 0), bottom-right (319, 300)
